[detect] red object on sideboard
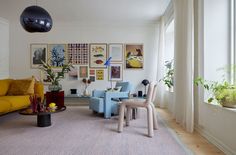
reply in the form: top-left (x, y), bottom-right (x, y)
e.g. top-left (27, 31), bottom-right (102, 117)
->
top-left (45, 91), bottom-right (64, 109)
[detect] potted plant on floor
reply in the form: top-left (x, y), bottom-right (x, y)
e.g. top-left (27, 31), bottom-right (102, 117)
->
top-left (194, 77), bottom-right (236, 108)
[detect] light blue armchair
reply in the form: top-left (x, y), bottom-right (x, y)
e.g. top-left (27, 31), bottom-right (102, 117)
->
top-left (89, 82), bottom-right (132, 118)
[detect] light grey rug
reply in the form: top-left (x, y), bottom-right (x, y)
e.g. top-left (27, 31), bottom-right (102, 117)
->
top-left (0, 106), bottom-right (192, 155)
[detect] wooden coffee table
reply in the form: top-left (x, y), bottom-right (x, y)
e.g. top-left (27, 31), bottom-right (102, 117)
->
top-left (19, 106), bottom-right (66, 127)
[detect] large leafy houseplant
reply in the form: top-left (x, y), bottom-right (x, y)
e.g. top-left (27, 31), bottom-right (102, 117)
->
top-left (40, 59), bottom-right (73, 91)
top-left (159, 60), bottom-right (174, 89)
top-left (194, 77), bottom-right (236, 108)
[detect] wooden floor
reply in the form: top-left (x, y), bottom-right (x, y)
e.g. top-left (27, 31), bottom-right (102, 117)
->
top-left (157, 108), bottom-right (225, 155)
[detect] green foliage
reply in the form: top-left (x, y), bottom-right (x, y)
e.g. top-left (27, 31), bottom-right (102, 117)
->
top-left (194, 77), bottom-right (236, 106)
top-left (160, 60), bottom-right (174, 88)
top-left (40, 58), bottom-right (73, 85)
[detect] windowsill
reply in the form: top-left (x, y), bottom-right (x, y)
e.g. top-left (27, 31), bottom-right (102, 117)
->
top-left (203, 102), bottom-right (236, 113)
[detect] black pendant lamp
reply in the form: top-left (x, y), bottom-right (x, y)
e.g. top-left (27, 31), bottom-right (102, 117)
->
top-left (20, 1), bottom-right (53, 33)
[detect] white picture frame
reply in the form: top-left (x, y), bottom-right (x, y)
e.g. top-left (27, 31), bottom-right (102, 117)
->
top-left (108, 43), bottom-right (123, 62)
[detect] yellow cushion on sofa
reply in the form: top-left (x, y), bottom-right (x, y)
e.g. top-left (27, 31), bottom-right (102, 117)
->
top-left (0, 99), bottom-right (11, 114)
top-left (7, 78), bottom-right (35, 95)
top-left (0, 96), bottom-right (30, 111)
top-left (0, 79), bottom-right (12, 96)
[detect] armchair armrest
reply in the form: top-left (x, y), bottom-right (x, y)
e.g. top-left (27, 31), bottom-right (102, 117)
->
top-left (103, 91), bottom-right (129, 118)
top-left (92, 90), bottom-right (105, 98)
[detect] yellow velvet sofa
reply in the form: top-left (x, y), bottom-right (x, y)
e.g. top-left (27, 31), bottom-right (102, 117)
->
top-left (0, 78), bottom-right (44, 115)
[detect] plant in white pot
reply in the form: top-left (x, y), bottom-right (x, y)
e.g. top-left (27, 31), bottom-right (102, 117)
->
top-left (194, 77), bottom-right (236, 108)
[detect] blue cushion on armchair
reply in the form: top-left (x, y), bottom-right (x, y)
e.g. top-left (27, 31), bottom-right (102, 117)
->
top-left (115, 82), bottom-right (131, 92)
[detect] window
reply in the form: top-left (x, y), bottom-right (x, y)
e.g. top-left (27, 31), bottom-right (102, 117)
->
top-left (203, 0), bottom-right (232, 100)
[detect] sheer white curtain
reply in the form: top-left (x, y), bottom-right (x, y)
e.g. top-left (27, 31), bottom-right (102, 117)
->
top-left (173, 0), bottom-right (194, 132)
top-left (156, 16), bottom-right (166, 108)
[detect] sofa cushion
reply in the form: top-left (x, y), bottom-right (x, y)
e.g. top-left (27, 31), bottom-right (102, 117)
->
top-left (7, 78), bottom-right (35, 95)
top-left (0, 96), bottom-right (30, 111)
top-left (0, 99), bottom-right (11, 114)
top-left (0, 79), bottom-right (12, 96)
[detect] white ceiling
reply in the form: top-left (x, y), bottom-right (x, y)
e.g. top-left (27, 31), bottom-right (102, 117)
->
top-left (0, 0), bottom-right (170, 25)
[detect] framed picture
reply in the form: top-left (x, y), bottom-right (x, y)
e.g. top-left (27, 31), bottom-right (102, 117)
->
top-left (89, 69), bottom-right (95, 75)
top-left (48, 44), bottom-right (67, 68)
top-left (79, 66), bottom-right (88, 78)
top-left (108, 44), bottom-right (123, 62)
top-left (96, 70), bottom-right (104, 80)
top-left (89, 43), bottom-right (107, 68)
top-left (125, 44), bottom-right (144, 69)
top-left (68, 43), bottom-right (89, 65)
top-left (30, 44), bottom-right (47, 68)
top-left (108, 63), bottom-right (123, 81)
top-left (68, 65), bottom-right (78, 80)
top-left (89, 76), bottom-right (95, 82)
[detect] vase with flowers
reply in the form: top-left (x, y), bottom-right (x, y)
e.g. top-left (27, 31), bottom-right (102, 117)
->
top-left (82, 78), bottom-right (91, 96)
top-left (40, 58), bottom-right (73, 92)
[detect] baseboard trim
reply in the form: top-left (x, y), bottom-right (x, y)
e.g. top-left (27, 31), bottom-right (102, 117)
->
top-left (195, 125), bottom-right (236, 155)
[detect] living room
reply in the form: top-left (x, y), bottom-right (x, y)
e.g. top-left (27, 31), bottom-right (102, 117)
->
top-left (0, 0), bottom-right (236, 155)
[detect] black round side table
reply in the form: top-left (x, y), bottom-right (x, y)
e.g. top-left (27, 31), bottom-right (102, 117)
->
top-left (37, 113), bottom-right (51, 127)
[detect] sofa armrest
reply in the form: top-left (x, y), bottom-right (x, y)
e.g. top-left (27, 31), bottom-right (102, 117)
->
top-left (92, 90), bottom-right (105, 98)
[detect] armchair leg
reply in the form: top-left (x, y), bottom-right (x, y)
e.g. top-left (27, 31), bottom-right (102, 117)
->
top-left (118, 103), bottom-right (126, 133)
top-left (126, 106), bottom-right (132, 126)
top-left (151, 103), bottom-right (158, 130)
top-left (147, 105), bottom-right (154, 137)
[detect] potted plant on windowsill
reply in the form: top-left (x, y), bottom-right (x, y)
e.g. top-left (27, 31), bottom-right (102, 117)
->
top-left (194, 77), bottom-right (236, 108)
top-left (159, 60), bottom-right (174, 92)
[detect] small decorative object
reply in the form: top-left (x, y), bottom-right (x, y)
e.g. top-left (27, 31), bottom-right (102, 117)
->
top-left (29, 95), bottom-right (45, 113)
top-left (125, 44), bottom-right (144, 69)
top-left (104, 57), bottom-right (113, 89)
top-left (70, 89), bottom-right (77, 94)
top-left (20, 4), bottom-right (53, 32)
top-left (142, 79), bottom-right (149, 97)
top-left (49, 102), bottom-right (57, 112)
top-left (40, 58), bottom-right (73, 92)
top-left (82, 78), bottom-right (91, 96)
top-left (30, 44), bottom-right (47, 68)
top-left (48, 44), bottom-right (67, 68)
top-left (138, 91), bottom-right (143, 97)
top-left (30, 95), bottom-right (39, 113)
top-left (68, 43), bottom-right (89, 65)
top-left (89, 43), bottom-right (107, 68)
top-left (96, 70), bottom-right (104, 80)
top-left (108, 44), bottom-right (123, 62)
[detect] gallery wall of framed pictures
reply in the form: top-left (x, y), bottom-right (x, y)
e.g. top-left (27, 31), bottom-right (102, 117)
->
top-left (30, 43), bottom-right (144, 84)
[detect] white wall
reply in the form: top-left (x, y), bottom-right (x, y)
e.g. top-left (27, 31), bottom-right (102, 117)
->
top-left (0, 17), bottom-right (9, 79)
top-left (8, 21), bottom-right (158, 95)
